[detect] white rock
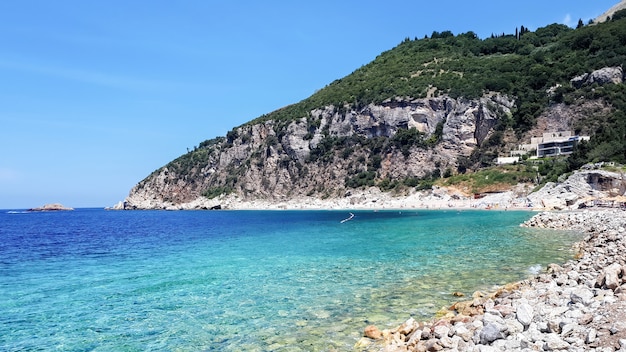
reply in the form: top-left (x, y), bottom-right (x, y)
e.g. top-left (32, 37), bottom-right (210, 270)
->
top-left (433, 325), bottom-right (449, 339)
top-left (543, 333), bottom-right (570, 350)
top-left (455, 325), bottom-right (473, 342)
top-left (570, 288), bottom-right (594, 306)
top-left (604, 263), bottom-right (622, 290)
top-left (516, 303), bottom-right (534, 327)
top-left (586, 328), bottom-right (597, 344)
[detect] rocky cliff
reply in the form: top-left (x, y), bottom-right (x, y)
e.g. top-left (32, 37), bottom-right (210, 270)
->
top-left (125, 94), bottom-right (513, 209)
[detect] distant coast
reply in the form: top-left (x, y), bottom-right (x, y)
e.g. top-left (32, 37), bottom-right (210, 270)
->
top-left (358, 209), bottom-right (626, 351)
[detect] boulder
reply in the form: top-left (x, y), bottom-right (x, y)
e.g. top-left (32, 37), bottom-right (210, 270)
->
top-left (364, 325), bottom-right (382, 340)
top-left (603, 263), bottom-right (623, 290)
top-left (587, 66), bottom-right (624, 86)
top-left (397, 317), bottom-right (418, 336)
top-left (543, 333), bottom-right (570, 350)
top-left (570, 287), bottom-right (595, 306)
top-left (479, 323), bottom-right (503, 344)
top-left (571, 66), bottom-right (624, 88)
top-left (570, 73), bottom-right (589, 89)
top-left (516, 303), bottom-right (534, 327)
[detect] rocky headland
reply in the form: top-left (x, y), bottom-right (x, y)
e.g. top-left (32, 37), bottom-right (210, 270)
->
top-left (358, 209), bottom-right (626, 352)
top-left (114, 166), bottom-right (624, 212)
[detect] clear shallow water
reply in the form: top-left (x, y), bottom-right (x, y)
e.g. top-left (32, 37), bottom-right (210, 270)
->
top-left (0, 209), bottom-right (583, 351)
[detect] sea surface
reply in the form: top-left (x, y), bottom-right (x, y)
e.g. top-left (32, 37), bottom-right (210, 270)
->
top-left (0, 209), bottom-right (583, 351)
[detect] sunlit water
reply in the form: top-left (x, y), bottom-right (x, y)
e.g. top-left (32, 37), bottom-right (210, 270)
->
top-left (0, 209), bottom-right (583, 351)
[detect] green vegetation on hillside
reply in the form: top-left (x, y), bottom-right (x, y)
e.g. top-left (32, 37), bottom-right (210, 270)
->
top-left (251, 14), bottom-right (626, 135)
top-left (160, 12), bottom-right (626, 198)
top-left (240, 14), bottom-right (626, 168)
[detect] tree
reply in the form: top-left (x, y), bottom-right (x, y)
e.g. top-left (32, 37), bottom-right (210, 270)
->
top-left (576, 18), bottom-right (584, 29)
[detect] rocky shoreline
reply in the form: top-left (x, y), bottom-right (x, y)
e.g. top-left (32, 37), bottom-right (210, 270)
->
top-left (358, 209), bottom-right (626, 352)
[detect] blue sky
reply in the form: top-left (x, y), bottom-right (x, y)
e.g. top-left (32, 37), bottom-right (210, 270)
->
top-left (0, 0), bottom-right (618, 209)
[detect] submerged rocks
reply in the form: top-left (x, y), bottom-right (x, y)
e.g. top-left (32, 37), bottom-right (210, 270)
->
top-left (360, 209), bottom-right (626, 351)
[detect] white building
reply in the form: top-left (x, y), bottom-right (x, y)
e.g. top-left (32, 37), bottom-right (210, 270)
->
top-left (535, 132), bottom-right (590, 158)
top-left (511, 131), bottom-right (590, 159)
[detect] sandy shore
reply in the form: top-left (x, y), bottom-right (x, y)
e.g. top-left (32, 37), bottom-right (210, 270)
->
top-left (357, 209), bottom-right (626, 352)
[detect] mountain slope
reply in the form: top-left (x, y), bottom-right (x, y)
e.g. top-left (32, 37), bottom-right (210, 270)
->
top-left (595, 0), bottom-right (626, 23)
top-left (123, 14), bottom-right (626, 209)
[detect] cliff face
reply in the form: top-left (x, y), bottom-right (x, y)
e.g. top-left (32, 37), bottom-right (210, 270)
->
top-left (125, 94), bottom-right (514, 209)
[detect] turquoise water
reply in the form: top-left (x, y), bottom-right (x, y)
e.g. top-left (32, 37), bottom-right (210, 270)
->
top-left (0, 209), bottom-right (582, 351)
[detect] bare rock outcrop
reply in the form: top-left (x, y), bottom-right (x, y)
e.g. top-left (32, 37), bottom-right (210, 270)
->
top-left (528, 169), bottom-right (626, 210)
top-left (571, 66), bottom-right (624, 88)
top-left (125, 94), bottom-right (514, 210)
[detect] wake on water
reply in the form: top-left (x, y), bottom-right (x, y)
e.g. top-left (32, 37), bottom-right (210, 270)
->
top-left (528, 264), bottom-right (543, 275)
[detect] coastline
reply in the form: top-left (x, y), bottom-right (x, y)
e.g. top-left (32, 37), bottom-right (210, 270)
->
top-left (121, 185), bottom-right (536, 211)
top-left (357, 208), bottom-right (626, 351)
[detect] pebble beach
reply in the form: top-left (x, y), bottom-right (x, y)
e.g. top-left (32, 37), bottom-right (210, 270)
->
top-left (358, 209), bottom-right (626, 352)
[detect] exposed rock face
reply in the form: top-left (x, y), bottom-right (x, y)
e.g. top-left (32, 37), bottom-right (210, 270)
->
top-left (594, 0), bottom-right (626, 23)
top-left (528, 169), bottom-right (626, 210)
top-left (525, 100), bottom-right (612, 139)
top-left (125, 94), bottom-right (514, 209)
top-left (571, 66), bottom-right (624, 88)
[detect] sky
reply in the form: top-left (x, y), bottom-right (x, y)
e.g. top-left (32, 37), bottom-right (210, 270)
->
top-left (0, 0), bottom-right (619, 209)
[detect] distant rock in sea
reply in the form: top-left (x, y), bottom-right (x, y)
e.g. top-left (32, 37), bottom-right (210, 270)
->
top-left (28, 203), bottom-right (74, 211)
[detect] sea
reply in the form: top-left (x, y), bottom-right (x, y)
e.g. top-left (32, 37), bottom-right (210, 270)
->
top-left (0, 209), bottom-right (583, 351)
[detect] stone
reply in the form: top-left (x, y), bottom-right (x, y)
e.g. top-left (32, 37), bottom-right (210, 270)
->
top-left (479, 323), bottom-right (503, 345)
top-left (610, 322), bottom-right (626, 335)
top-left (548, 320), bottom-right (562, 334)
top-left (438, 336), bottom-right (455, 349)
top-left (538, 321), bottom-right (550, 333)
top-left (586, 328), bottom-right (597, 344)
top-left (455, 325), bottom-right (473, 342)
top-left (505, 319), bottom-right (524, 335)
top-left (567, 270), bottom-right (580, 282)
top-left (433, 325), bottom-right (449, 339)
top-left (604, 263), bottom-right (623, 290)
top-left (570, 287), bottom-right (594, 306)
top-left (397, 317), bottom-right (418, 336)
top-left (364, 325), bottom-right (383, 339)
top-left (420, 327), bottom-right (432, 340)
top-left (354, 337), bottom-right (372, 349)
top-left (516, 303), bottom-right (534, 327)
top-left (543, 333), bottom-right (570, 350)
top-left (587, 66), bottom-right (624, 86)
top-left (424, 339), bottom-right (443, 352)
top-left (482, 312), bottom-right (505, 326)
top-left (578, 313), bottom-right (594, 325)
top-left (560, 323), bottom-right (577, 337)
top-left (571, 73), bottom-right (589, 88)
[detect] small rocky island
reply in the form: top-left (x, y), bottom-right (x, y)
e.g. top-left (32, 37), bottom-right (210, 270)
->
top-left (28, 203), bottom-right (74, 212)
